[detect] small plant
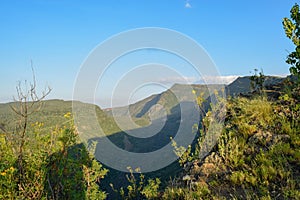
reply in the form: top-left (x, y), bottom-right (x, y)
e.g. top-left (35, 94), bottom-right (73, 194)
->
top-left (111, 167), bottom-right (161, 200)
top-left (171, 138), bottom-right (192, 166)
top-left (250, 68), bottom-right (265, 94)
top-left (141, 178), bottom-right (161, 199)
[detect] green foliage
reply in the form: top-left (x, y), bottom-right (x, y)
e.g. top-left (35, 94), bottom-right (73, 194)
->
top-left (250, 68), bottom-right (265, 94)
top-left (0, 112), bottom-right (108, 199)
top-left (219, 96), bottom-right (299, 198)
top-left (162, 183), bottom-right (213, 200)
top-left (46, 114), bottom-right (108, 199)
top-left (141, 178), bottom-right (161, 199)
top-left (111, 167), bottom-right (161, 200)
top-left (171, 138), bottom-right (192, 166)
top-left (283, 3), bottom-right (300, 79)
top-left (167, 83), bottom-right (300, 199)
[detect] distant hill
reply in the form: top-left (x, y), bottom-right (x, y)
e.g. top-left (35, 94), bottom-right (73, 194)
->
top-left (225, 75), bottom-right (286, 96)
top-left (0, 99), bottom-right (121, 141)
top-left (0, 99), bottom-right (73, 133)
top-left (0, 75), bottom-right (289, 144)
top-left (105, 75), bottom-right (287, 123)
top-left (105, 84), bottom-right (224, 121)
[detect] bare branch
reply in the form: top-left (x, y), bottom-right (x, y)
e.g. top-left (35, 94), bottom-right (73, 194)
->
top-left (8, 63), bottom-right (52, 187)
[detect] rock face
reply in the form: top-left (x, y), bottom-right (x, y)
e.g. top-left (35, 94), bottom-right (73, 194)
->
top-left (193, 132), bottom-right (291, 180)
top-left (248, 130), bottom-right (290, 151)
top-left (197, 152), bottom-right (224, 178)
top-left (181, 152), bottom-right (225, 187)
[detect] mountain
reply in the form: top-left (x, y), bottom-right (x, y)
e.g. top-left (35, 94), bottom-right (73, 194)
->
top-left (0, 75), bottom-right (290, 160)
top-left (226, 75), bottom-right (286, 96)
top-left (105, 84), bottom-right (225, 121)
top-left (104, 75), bottom-right (286, 125)
top-left (0, 75), bottom-right (293, 199)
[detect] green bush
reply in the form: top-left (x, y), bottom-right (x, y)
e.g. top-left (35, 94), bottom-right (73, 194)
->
top-left (0, 113), bottom-right (108, 199)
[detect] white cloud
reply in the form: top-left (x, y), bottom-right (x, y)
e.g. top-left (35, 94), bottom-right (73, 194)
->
top-left (159, 75), bottom-right (239, 85)
top-left (199, 75), bottom-right (239, 84)
top-left (158, 76), bottom-right (197, 84)
top-left (185, 2), bottom-right (192, 8)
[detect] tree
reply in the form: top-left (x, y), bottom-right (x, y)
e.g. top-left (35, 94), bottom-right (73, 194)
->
top-left (10, 70), bottom-right (51, 182)
top-left (283, 3), bottom-right (300, 79)
top-left (0, 68), bottom-right (52, 199)
top-left (250, 68), bottom-right (265, 94)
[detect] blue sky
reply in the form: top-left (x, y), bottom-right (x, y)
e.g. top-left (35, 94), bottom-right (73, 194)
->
top-left (0, 0), bottom-right (297, 107)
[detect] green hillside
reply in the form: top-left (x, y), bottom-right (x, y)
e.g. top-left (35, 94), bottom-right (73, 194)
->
top-left (0, 100), bottom-right (119, 137)
top-left (0, 100), bottom-right (72, 133)
top-left (1, 74), bottom-right (298, 199)
top-left (161, 85), bottom-right (300, 199)
top-left (1, 76), bottom-right (299, 199)
top-left (106, 84), bottom-right (224, 120)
